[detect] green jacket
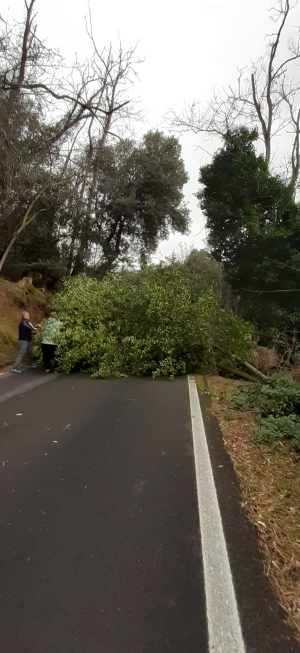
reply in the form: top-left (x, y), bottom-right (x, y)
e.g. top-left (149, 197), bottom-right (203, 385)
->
top-left (42, 318), bottom-right (62, 345)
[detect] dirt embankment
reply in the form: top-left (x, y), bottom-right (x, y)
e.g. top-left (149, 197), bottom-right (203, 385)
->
top-left (0, 277), bottom-right (50, 368)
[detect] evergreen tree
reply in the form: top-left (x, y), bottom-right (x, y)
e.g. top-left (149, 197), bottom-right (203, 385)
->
top-left (199, 128), bottom-right (300, 339)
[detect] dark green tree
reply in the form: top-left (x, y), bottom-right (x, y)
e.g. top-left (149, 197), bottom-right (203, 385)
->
top-left (71, 131), bottom-right (190, 276)
top-left (198, 128), bottom-right (300, 339)
top-left (3, 178), bottom-right (71, 287)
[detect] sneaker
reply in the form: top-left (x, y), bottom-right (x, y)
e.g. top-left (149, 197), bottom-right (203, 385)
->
top-left (11, 368), bottom-right (21, 374)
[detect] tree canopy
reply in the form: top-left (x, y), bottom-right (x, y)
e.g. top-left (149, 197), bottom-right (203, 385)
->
top-left (68, 131), bottom-right (190, 277)
top-left (2, 130), bottom-right (189, 281)
top-left (0, 3), bottom-right (190, 284)
top-left (199, 128), bottom-right (300, 339)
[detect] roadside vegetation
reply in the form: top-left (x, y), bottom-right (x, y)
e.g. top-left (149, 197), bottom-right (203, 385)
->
top-left (206, 375), bottom-right (300, 639)
top-left (230, 375), bottom-right (300, 450)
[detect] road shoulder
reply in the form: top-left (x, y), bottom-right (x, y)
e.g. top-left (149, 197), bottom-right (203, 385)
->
top-left (194, 375), bottom-right (300, 653)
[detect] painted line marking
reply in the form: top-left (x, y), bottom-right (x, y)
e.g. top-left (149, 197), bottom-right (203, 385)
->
top-left (0, 374), bottom-right (58, 404)
top-left (188, 375), bottom-right (245, 653)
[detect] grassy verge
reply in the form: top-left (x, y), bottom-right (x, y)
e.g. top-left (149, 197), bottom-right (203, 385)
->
top-left (203, 375), bottom-right (300, 639)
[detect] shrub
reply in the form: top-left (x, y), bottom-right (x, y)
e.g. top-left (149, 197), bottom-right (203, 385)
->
top-left (258, 374), bottom-right (300, 417)
top-left (229, 388), bottom-right (253, 413)
top-left (231, 374), bottom-right (300, 417)
top-left (256, 415), bottom-right (300, 451)
top-left (229, 373), bottom-right (300, 449)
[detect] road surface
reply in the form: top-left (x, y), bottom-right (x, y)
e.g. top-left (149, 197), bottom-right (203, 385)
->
top-left (0, 371), bottom-right (299, 653)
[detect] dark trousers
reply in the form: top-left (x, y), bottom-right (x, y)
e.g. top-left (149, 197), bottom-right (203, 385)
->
top-left (42, 343), bottom-right (57, 370)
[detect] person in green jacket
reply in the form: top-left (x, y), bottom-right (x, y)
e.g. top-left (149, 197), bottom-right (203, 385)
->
top-left (41, 311), bottom-right (62, 372)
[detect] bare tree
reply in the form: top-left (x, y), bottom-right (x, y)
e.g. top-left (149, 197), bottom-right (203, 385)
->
top-left (0, 0), bottom-right (141, 274)
top-left (169, 0), bottom-right (300, 195)
top-left (0, 1), bottom-right (138, 150)
top-left (65, 24), bottom-right (142, 275)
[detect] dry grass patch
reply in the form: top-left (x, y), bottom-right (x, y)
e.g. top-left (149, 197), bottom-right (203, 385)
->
top-left (206, 375), bottom-right (300, 638)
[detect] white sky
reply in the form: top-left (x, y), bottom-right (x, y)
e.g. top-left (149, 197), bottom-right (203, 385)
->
top-left (4, 0), bottom-right (299, 260)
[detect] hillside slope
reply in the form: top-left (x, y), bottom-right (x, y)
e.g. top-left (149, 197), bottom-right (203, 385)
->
top-left (0, 278), bottom-right (49, 368)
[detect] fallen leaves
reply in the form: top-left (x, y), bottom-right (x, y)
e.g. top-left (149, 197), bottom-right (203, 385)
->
top-left (208, 375), bottom-right (300, 641)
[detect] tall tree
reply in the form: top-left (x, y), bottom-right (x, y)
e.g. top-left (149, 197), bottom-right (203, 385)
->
top-left (198, 128), bottom-right (300, 336)
top-left (70, 131), bottom-right (190, 275)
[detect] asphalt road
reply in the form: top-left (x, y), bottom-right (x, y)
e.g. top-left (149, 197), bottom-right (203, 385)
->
top-left (0, 372), bottom-right (299, 653)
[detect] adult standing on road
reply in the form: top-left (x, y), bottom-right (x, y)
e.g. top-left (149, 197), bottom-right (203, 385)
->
top-left (41, 311), bottom-right (62, 373)
top-left (11, 311), bottom-right (39, 374)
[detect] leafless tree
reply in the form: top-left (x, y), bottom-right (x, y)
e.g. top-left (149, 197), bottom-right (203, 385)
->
top-left (65, 9), bottom-right (142, 275)
top-left (169, 0), bottom-right (300, 195)
top-left (0, 0), bottom-right (142, 272)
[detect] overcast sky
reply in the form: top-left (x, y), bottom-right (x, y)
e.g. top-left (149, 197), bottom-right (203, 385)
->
top-left (4, 0), bottom-right (298, 259)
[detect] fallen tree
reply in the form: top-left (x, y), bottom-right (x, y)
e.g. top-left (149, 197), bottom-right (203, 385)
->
top-left (36, 262), bottom-right (254, 378)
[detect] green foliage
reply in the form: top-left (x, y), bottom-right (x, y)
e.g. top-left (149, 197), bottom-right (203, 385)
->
top-left (236, 374), bottom-right (300, 417)
top-left (256, 374), bottom-right (300, 417)
top-left (5, 178), bottom-right (72, 286)
top-left (256, 415), bottom-right (300, 450)
top-left (50, 263), bottom-right (253, 378)
top-left (184, 249), bottom-right (219, 299)
top-left (229, 388), bottom-right (253, 413)
top-left (198, 127), bottom-right (300, 338)
top-left (73, 131), bottom-right (190, 276)
top-left (229, 374), bottom-right (300, 450)
top-left (3, 129), bottom-right (190, 283)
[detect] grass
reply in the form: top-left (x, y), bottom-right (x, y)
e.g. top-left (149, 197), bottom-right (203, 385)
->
top-left (205, 375), bottom-right (300, 639)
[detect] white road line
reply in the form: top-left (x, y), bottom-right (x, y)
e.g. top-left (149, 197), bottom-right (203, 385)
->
top-left (188, 375), bottom-right (246, 653)
top-left (0, 374), bottom-right (58, 404)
